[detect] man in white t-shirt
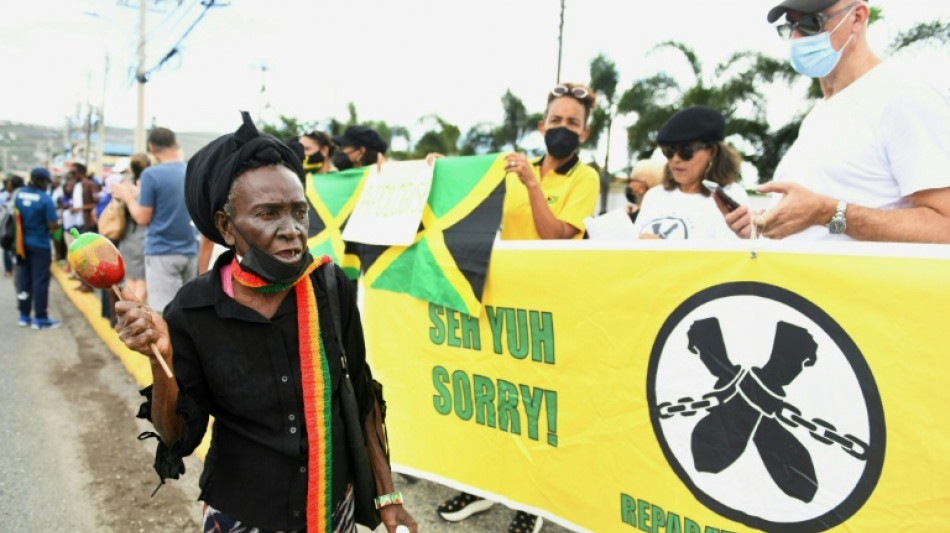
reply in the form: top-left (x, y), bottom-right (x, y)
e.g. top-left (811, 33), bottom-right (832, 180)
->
top-left (725, 0), bottom-right (950, 243)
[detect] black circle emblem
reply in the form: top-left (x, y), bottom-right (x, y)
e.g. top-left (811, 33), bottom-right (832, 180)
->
top-left (647, 282), bottom-right (885, 533)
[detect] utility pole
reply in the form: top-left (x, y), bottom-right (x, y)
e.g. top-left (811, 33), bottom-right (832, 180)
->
top-left (134, 0), bottom-right (147, 153)
top-left (556, 0), bottom-right (565, 84)
top-left (85, 104), bottom-right (93, 172)
top-left (97, 55), bottom-right (109, 175)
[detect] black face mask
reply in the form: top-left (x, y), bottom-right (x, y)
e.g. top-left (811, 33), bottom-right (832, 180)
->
top-left (303, 152), bottom-right (324, 170)
top-left (625, 186), bottom-right (638, 204)
top-left (544, 127), bottom-right (580, 159)
top-left (332, 151), bottom-right (353, 171)
top-left (230, 218), bottom-right (312, 285)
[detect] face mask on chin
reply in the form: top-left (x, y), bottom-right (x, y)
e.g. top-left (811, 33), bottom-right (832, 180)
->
top-left (788, 6), bottom-right (856, 78)
top-left (544, 127), bottom-right (580, 159)
top-left (230, 218), bottom-right (312, 285)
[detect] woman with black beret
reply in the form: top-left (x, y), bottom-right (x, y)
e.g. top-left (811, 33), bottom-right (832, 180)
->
top-left (114, 112), bottom-right (417, 533)
top-left (632, 106), bottom-right (749, 239)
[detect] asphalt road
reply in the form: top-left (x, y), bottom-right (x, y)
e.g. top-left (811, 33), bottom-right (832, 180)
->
top-left (0, 270), bottom-right (574, 533)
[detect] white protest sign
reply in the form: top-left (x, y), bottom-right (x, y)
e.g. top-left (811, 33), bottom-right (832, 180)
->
top-left (341, 160), bottom-right (434, 246)
top-left (584, 208), bottom-right (638, 240)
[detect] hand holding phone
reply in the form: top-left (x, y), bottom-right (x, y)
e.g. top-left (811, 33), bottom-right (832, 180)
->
top-left (703, 180), bottom-right (741, 212)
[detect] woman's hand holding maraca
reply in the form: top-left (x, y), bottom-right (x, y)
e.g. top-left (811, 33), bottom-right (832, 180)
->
top-left (115, 285), bottom-right (173, 373)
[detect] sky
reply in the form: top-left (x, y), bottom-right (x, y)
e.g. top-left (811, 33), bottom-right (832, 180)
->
top-left (2, 0), bottom-right (949, 167)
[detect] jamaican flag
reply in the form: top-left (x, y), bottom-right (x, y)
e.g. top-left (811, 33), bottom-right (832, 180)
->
top-left (361, 154), bottom-right (507, 317)
top-left (305, 168), bottom-right (369, 280)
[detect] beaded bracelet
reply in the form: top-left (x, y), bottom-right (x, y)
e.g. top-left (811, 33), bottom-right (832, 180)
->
top-left (374, 491), bottom-right (404, 510)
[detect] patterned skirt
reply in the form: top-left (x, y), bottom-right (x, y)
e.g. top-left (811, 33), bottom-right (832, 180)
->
top-left (202, 484), bottom-right (355, 533)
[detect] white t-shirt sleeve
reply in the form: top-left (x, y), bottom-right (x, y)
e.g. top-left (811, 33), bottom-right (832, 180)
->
top-left (882, 82), bottom-right (950, 196)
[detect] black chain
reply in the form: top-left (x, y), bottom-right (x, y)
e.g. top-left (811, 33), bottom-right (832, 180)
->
top-left (777, 405), bottom-right (869, 461)
top-left (658, 378), bottom-right (869, 461)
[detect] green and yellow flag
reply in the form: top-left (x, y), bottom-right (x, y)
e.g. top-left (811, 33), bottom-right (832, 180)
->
top-left (361, 154), bottom-right (507, 317)
top-left (305, 168), bottom-right (369, 280)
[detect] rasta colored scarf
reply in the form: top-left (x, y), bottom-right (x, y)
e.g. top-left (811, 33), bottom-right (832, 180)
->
top-left (231, 253), bottom-right (336, 532)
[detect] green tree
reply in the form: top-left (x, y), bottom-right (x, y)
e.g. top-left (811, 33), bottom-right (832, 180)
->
top-left (261, 115), bottom-right (317, 141)
top-left (889, 19), bottom-right (950, 52)
top-left (617, 41), bottom-right (799, 182)
top-left (586, 53), bottom-right (621, 214)
top-left (413, 115), bottom-right (461, 158)
top-left (460, 123), bottom-right (496, 155)
top-left (493, 89), bottom-right (535, 151)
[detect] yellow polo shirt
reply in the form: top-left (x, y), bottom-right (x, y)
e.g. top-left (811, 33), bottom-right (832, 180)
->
top-left (501, 155), bottom-right (600, 240)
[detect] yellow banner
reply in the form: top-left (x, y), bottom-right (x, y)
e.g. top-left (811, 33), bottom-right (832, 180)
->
top-left (363, 242), bottom-right (950, 533)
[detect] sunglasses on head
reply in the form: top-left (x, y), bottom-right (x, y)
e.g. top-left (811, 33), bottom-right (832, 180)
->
top-left (551, 85), bottom-right (590, 100)
top-left (775, 2), bottom-right (858, 39)
top-left (660, 142), bottom-right (712, 161)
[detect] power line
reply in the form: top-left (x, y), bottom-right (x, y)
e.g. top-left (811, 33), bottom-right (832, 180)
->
top-left (144, 0), bottom-right (201, 45)
top-left (139, 0), bottom-right (227, 82)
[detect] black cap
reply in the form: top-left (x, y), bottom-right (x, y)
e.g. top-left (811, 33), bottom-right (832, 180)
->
top-left (332, 126), bottom-right (388, 154)
top-left (767, 0), bottom-right (850, 23)
top-left (656, 106), bottom-right (725, 145)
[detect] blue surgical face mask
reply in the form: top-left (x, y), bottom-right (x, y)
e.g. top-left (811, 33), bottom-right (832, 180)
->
top-left (789, 6), bottom-right (856, 78)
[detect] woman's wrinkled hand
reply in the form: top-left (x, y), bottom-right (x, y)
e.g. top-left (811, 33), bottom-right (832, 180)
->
top-left (114, 286), bottom-right (172, 365)
top-left (380, 504), bottom-right (418, 533)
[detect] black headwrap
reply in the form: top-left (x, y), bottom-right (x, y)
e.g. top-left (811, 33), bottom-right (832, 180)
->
top-left (185, 111), bottom-right (306, 245)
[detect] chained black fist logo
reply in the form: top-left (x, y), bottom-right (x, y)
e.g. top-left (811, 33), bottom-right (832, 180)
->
top-left (647, 282), bottom-right (885, 533)
top-left (658, 318), bottom-right (869, 503)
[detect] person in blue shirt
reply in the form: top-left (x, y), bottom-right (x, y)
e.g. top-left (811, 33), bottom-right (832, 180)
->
top-left (15, 167), bottom-right (61, 329)
top-left (112, 127), bottom-right (198, 314)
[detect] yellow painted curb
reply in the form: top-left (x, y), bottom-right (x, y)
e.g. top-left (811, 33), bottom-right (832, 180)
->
top-left (52, 262), bottom-right (211, 459)
top-left (51, 262), bottom-right (154, 387)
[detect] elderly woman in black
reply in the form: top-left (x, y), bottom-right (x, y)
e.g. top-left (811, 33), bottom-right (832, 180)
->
top-left (115, 112), bottom-right (416, 533)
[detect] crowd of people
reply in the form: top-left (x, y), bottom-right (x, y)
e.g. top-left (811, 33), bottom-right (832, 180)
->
top-left (3, 0), bottom-right (949, 531)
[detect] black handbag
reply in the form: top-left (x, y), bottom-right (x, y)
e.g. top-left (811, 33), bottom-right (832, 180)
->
top-left (323, 266), bottom-right (386, 529)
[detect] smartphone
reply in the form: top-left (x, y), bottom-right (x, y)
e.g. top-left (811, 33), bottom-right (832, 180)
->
top-left (702, 180), bottom-right (741, 212)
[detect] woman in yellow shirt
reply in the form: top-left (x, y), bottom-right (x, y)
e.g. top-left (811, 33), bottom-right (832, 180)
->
top-left (500, 83), bottom-right (601, 240)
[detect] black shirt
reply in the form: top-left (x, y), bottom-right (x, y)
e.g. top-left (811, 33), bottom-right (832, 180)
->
top-left (144, 251), bottom-right (375, 531)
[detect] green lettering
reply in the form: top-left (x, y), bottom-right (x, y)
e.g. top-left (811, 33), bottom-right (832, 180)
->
top-left (428, 304), bottom-right (445, 345)
top-left (451, 370), bottom-right (473, 420)
top-left (652, 505), bottom-right (666, 533)
top-left (620, 494), bottom-right (637, 526)
top-left (447, 309), bottom-right (461, 348)
top-left (684, 518), bottom-right (701, 533)
top-left (637, 500), bottom-right (650, 532)
top-left (473, 375), bottom-right (496, 428)
top-left (530, 310), bottom-right (555, 364)
top-left (666, 513), bottom-right (681, 533)
top-left (506, 308), bottom-right (529, 359)
top-left (519, 385), bottom-right (543, 441)
top-left (545, 390), bottom-right (558, 447)
top-left (460, 312), bottom-right (481, 350)
top-left (486, 306), bottom-right (505, 355)
top-left (497, 379), bottom-right (521, 434)
top-left (432, 366), bottom-right (451, 415)
top-left (704, 528), bottom-right (720, 533)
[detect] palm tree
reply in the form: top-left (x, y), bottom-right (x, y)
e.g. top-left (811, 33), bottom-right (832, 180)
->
top-left (616, 41), bottom-right (800, 182)
top-left (492, 89), bottom-right (536, 151)
top-left (413, 115), bottom-right (461, 158)
top-left (586, 53), bottom-right (620, 214)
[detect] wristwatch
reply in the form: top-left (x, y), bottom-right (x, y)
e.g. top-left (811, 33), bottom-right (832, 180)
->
top-left (827, 200), bottom-right (848, 234)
